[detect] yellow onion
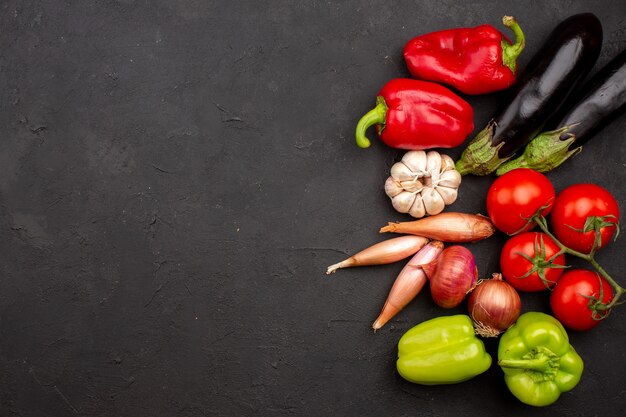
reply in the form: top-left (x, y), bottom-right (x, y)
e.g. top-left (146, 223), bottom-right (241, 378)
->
top-left (467, 273), bottom-right (521, 337)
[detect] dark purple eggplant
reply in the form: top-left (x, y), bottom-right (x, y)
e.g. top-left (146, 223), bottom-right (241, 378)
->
top-left (497, 49), bottom-right (626, 174)
top-left (455, 13), bottom-right (603, 176)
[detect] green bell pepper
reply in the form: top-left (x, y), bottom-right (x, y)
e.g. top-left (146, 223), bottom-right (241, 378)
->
top-left (498, 312), bottom-right (584, 407)
top-left (397, 315), bottom-right (492, 385)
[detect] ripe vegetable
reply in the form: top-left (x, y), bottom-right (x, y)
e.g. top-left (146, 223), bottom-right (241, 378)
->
top-left (467, 273), bottom-right (521, 337)
top-left (486, 168), bottom-right (555, 234)
top-left (498, 312), bottom-right (584, 407)
top-left (373, 241), bottom-right (444, 330)
top-left (384, 150), bottom-right (461, 218)
top-left (550, 269), bottom-right (614, 331)
top-left (500, 232), bottom-right (566, 292)
top-left (497, 49), bottom-right (626, 174)
top-left (422, 246), bottom-right (478, 308)
top-left (355, 78), bottom-right (474, 150)
top-left (550, 183), bottom-right (620, 254)
top-left (397, 315), bottom-right (492, 385)
top-left (326, 235), bottom-right (429, 274)
top-left (455, 13), bottom-right (603, 175)
top-left (532, 214), bottom-right (626, 314)
top-left (379, 212), bottom-right (495, 242)
top-left (403, 16), bottom-right (525, 95)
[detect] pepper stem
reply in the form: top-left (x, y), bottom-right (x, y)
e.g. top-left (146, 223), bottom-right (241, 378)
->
top-left (355, 96), bottom-right (388, 149)
top-left (498, 357), bottom-right (553, 372)
top-left (501, 16), bottom-right (525, 73)
top-left (499, 346), bottom-right (560, 377)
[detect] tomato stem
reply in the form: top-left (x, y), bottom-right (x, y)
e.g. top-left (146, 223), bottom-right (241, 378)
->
top-left (533, 214), bottom-right (625, 311)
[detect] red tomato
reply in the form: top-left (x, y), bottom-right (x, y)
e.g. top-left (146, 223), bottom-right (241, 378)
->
top-left (486, 168), bottom-right (555, 234)
top-left (550, 269), bottom-right (613, 331)
top-left (550, 184), bottom-right (620, 253)
top-left (500, 232), bottom-right (566, 292)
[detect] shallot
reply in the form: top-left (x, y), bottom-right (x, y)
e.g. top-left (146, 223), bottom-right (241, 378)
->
top-left (372, 241), bottom-right (444, 330)
top-left (379, 212), bottom-right (496, 243)
top-left (325, 235), bottom-right (429, 274)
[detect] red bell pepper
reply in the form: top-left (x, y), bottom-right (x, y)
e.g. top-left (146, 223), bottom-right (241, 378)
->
top-left (356, 78), bottom-right (474, 150)
top-left (403, 16), bottom-right (525, 95)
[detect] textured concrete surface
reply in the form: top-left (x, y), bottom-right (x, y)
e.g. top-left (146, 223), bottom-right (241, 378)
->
top-left (1, 1), bottom-right (625, 416)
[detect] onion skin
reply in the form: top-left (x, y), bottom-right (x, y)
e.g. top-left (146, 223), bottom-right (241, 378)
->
top-left (422, 246), bottom-right (478, 308)
top-left (379, 212), bottom-right (496, 242)
top-left (373, 241), bottom-right (444, 330)
top-left (326, 235), bottom-right (429, 274)
top-left (467, 273), bottom-right (522, 337)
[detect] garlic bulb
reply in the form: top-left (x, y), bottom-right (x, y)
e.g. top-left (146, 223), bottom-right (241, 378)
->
top-left (385, 150), bottom-right (462, 218)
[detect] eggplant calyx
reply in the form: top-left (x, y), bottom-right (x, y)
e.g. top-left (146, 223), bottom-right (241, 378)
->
top-left (496, 125), bottom-right (581, 175)
top-left (455, 122), bottom-right (511, 176)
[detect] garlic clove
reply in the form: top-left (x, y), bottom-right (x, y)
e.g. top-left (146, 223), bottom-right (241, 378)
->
top-left (401, 150), bottom-right (427, 174)
top-left (390, 162), bottom-right (416, 182)
top-left (438, 169), bottom-right (462, 188)
top-left (384, 176), bottom-right (404, 198)
top-left (422, 186), bottom-right (445, 216)
top-left (426, 151), bottom-right (442, 182)
top-left (392, 191), bottom-right (417, 214)
top-left (440, 154), bottom-right (456, 172)
top-left (408, 193), bottom-right (426, 218)
top-left (436, 185), bottom-right (459, 205)
top-left (400, 179), bottom-right (423, 193)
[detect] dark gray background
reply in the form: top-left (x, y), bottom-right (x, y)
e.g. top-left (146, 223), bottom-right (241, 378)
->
top-left (1, 1), bottom-right (625, 416)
